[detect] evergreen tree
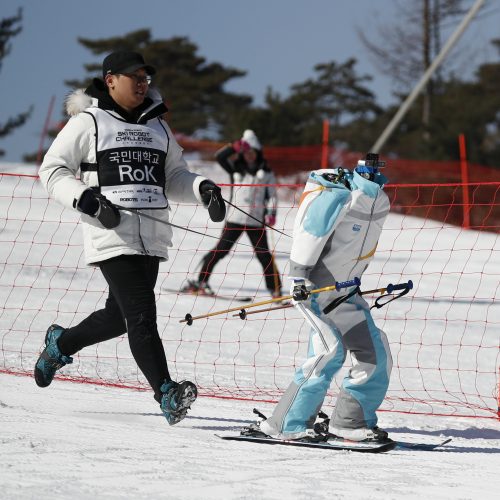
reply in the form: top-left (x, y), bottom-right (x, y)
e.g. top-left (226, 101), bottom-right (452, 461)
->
top-left (0, 8), bottom-right (33, 157)
top-left (221, 58), bottom-right (381, 146)
top-left (68, 29), bottom-right (252, 136)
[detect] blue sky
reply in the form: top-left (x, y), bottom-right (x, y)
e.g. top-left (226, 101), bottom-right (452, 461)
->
top-left (1, 0), bottom-right (499, 162)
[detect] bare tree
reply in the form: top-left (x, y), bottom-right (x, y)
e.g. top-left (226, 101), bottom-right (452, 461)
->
top-left (358, 0), bottom-right (468, 130)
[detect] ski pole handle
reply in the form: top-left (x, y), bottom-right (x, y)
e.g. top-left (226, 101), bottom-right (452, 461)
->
top-left (371, 280), bottom-right (414, 310)
top-left (386, 280), bottom-right (413, 294)
top-left (335, 277), bottom-right (361, 290)
top-left (361, 280), bottom-right (414, 297)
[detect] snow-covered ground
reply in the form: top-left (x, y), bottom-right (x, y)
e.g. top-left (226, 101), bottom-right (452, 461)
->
top-left (1, 162), bottom-right (499, 499)
top-left (1, 372), bottom-right (499, 500)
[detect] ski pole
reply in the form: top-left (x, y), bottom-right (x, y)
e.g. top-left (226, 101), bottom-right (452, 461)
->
top-left (180, 278), bottom-right (360, 325)
top-left (114, 205), bottom-right (289, 256)
top-left (222, 197), bottom-right (290, 238)
top-left (232, 303), bottom-right (293, 319)
top-left (234, 280), bottom-right (414, 320)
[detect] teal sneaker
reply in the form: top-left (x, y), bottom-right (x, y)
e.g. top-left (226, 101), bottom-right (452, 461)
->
top-left (160, 380), bottom-right (197, 425)
top-left (34, 324), bottom-right (73, 387)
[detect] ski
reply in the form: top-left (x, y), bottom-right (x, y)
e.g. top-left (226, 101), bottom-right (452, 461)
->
top-left (395, 438), bottom-right (452, 451)
top-left (310, 411), bottom-right (452, 452)
top-left (216, 433), bottom-right (452, 453)
top-left (162, 288), bottom-right (253, 303)
top-left (215, 434), bottom-right (396, 453)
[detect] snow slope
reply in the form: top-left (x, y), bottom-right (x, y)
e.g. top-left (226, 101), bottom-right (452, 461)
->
top-left (1, 372), bottom-right (499, 500)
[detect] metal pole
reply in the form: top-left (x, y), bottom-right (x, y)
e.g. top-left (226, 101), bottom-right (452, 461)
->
top-left (370, 0), bottom-right (485, 153)
top-left (36, 95), bottom-right (55, 165)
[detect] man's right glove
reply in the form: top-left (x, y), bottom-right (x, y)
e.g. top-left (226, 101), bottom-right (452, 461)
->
top-left (199, 180), bottom-right (226, 222)
top-left (290, 278), bottom-right (312, 302)
top-left (77, 189), bottom-right (121, 229)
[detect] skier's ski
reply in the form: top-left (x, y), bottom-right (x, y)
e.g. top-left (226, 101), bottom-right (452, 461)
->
top-left (215, 434), bottom-right (396, 453)
top-left (217, 433), bottom-right (452, 453)
top-left (162, 288), bottom-right (253, 302)
top-left (395, 438), bottom-right (452, 451)
top-left (311, 410), bottom-right (452, 452)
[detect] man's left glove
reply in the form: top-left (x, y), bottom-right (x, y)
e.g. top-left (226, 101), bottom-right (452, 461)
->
top-left (290, 278), bottom-right (312, 302)
top-left (77, 189), bottom-right (121, 229)
top-left (199, 180), bottom-right (226, 222)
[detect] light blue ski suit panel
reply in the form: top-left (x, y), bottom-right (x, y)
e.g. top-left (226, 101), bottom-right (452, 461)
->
top-left (333, 296), bottom-right (391, 429)
top-left (281, 298), bottom-right (346, 433)
top-left (303, 177), bottom-right (350, 237)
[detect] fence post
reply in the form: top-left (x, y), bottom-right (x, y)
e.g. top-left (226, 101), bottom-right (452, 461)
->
top-left (458, 133), bottom-right (470, 229)
top-left (321, 119), bottom-right (329, 168)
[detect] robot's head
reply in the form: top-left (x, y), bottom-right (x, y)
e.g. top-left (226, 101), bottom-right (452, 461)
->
top-left (355, 153), bottom-right (386, 181)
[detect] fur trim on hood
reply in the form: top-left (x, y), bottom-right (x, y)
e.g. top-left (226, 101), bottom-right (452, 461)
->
top-left (65, 89), bottom-right (93, 116)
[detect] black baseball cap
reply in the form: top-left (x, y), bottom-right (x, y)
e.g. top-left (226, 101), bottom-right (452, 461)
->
top-left (102, 51), bottom-right (156, 78)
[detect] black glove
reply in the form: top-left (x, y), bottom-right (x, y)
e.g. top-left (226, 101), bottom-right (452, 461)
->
top-left (291, 278), bottom-right (311, 301)
top-left (199, 180), bottom-right (226, 222)
top-left (77, 189), bottom-right (121, 229)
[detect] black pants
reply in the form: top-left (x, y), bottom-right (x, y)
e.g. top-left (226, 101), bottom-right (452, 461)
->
top-left (58, 254), bottom-right (170, 402)
top-left (198, 222), bottom-right (281, 293)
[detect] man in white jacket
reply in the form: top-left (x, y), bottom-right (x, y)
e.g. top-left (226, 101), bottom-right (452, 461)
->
top-left (35, 51), bottom-right (225, 425)
top-left (244, 154), bottom-right (393, 443)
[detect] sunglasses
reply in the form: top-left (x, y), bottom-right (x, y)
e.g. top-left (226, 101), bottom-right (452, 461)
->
top-left (119, 73), bottom-right (152, 85)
